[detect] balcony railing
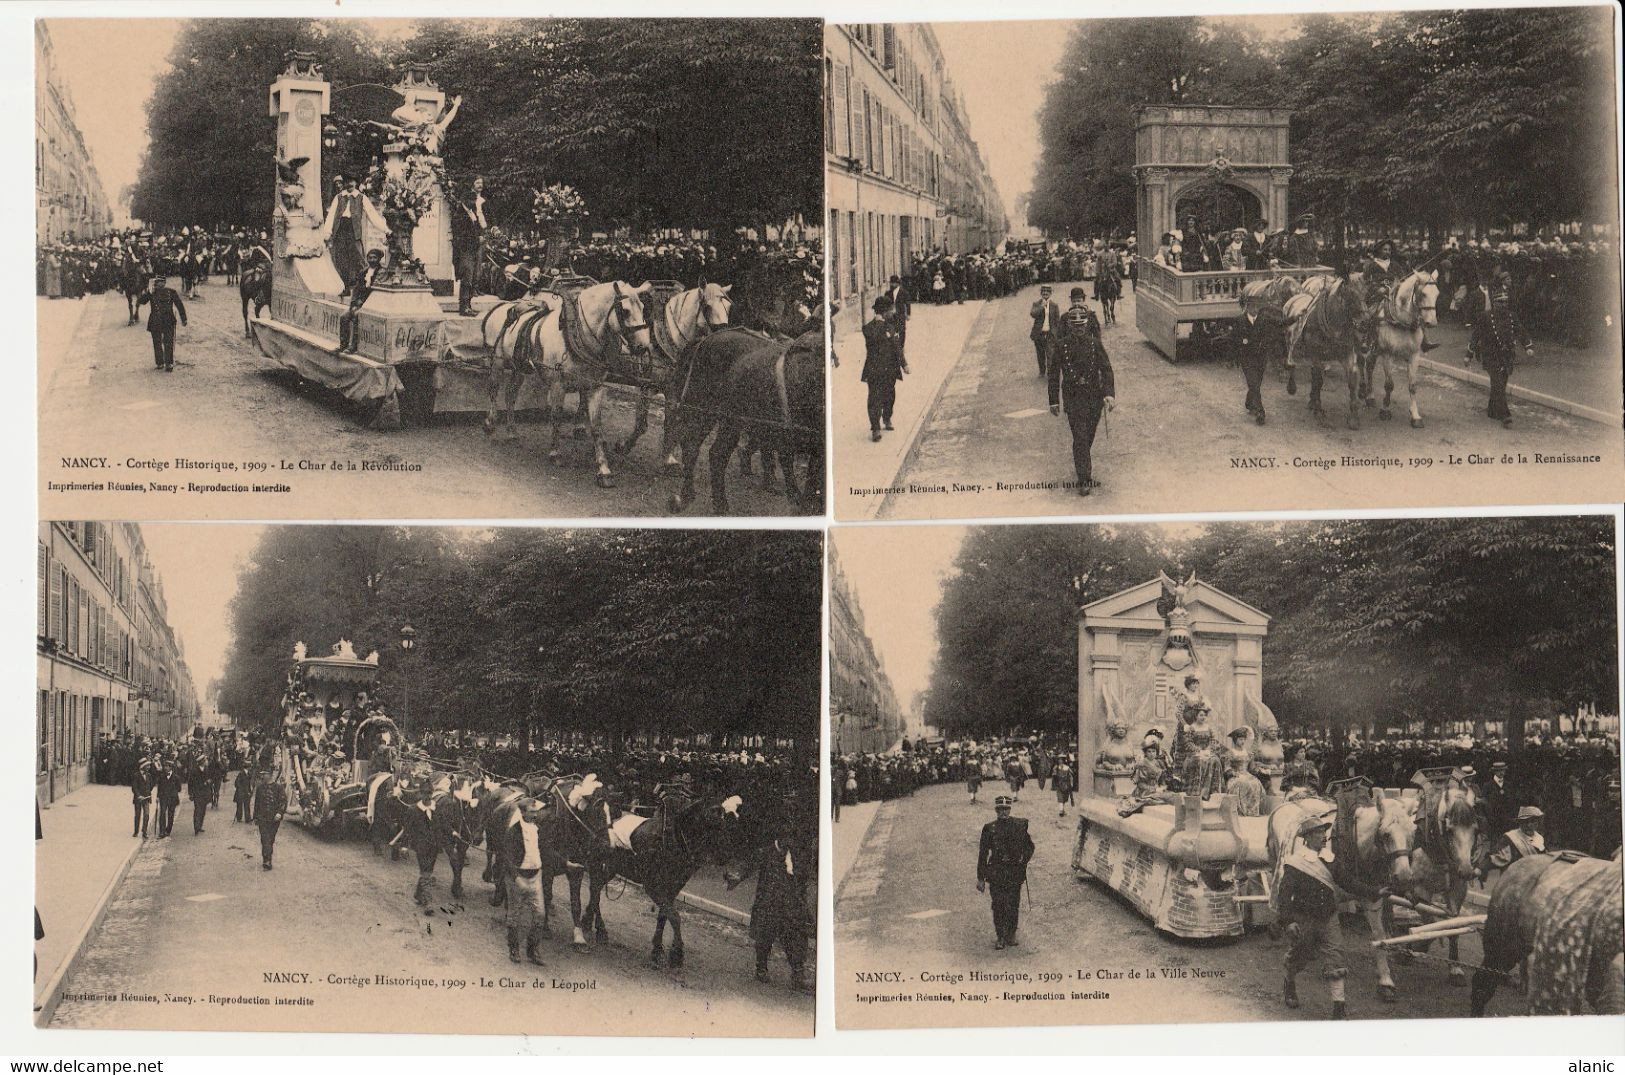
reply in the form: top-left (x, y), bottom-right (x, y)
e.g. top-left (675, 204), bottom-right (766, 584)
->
top-left (1137, 258), bottom-right (1329, 310)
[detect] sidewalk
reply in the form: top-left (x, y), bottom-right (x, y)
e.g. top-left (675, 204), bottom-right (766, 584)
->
top-left (37, 293), bottom-right (108, 400)
top-left (34, 783), bottom-right (145, 1022)
top-left (1419, 316), bottom-right (1619, 425)
top-left (832, 300), bottom-right (986, 520)
top-left (831, 798), bottom-right (881, 891)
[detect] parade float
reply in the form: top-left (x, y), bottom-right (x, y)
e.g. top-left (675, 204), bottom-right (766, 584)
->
top-left (1132, 105), bottom-right (1329, 360)
top-left (1069, 571), bottom-right (1280, 938)
top-left (250, 54), bottom-right (518, 427)
top-left (277, 638), bottom-right (396, 835)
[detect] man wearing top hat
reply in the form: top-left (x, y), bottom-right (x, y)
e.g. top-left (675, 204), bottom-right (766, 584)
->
top-left (1480, 759), bottom-right (1514, 836)
top-left (1278, 813), bottom-right (1348, 1019)
top-left (977, 794), bottom-right (1034, 950)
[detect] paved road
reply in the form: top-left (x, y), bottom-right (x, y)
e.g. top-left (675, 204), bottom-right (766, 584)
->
top-left (38, 286), bottom-right (811, 520)
top-left (49, 800), bottom-right (812, 1037)
top-left (835, 784), bottom-right (1517, 1030)
top-left (861, 285), bottom-right (1622, 521)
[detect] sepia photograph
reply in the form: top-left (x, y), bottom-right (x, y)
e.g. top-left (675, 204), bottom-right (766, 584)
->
top-left (827, 10), bottom-right (1623, 521)
top-left (34, 523), bottom-right (821, 1036)
top-left (831, 515), bottom-right (1622, 1029)
top-left (37, 17), bottom-right (825, 521)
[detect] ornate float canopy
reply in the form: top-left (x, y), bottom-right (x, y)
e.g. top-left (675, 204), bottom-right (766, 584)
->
top-left (1133, 105), bottom-right (1294, 243)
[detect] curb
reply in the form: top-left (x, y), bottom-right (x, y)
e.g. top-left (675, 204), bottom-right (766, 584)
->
top-left (1419, 355), bottom-right (1616, 426)
top-left (875, 301), bottom-right (996, 519)
top-left (832, 800), bottom-right (887, 899)
top-left (34, 836), bottom-right (144, 1027)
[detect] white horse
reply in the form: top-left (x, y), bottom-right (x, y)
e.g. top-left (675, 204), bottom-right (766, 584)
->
top-left (617, 282), bottom-right (733, 470)
top-left (479, 280), bottom-right (654, 488)
top-left (1364, 270), bottom-right (1440, 428)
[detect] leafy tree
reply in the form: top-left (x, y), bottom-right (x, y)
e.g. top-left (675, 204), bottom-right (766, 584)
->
top-left (1028, 17), bottom-right (1277, 237)
top-left (131, 19), bottom-right (390, 227)
top-left (131, 18), bottom-right (822, 234)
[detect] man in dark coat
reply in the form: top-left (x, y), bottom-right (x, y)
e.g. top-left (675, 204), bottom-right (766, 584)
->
top-left (187, 761), bottom-right (211, 835)
top-left (1471, 275), bottom-right (1533, 427)
top-left (860, 295), bottom-right (907, 442)
top-left (131, 758), bottom-right (154, 838)
top-left (1048, 288), bottom-right (1116, 495)
top-left (883, 274), bottom-right (911, 356)
top-left (253, 771), bottom-right (288, 871)
top-left (450, 177), bottom-right (487, 316)
top-left (1242, 219), bottom-right (1274, 270)
top-left (977, 795), bottom-right (1034, 949)
top-left (1029, 284), bottom-right (1060, 376)
top-left (1281, 214), bottom-right (1321, 269)
top-left (1233, 298), bottom-right (1285, 425)
top-left (1480, 759), bottom-right (1514, 837)
top-left (136, 273), bottom-right (187, 371)
top-left (233, 765), bottom-right (254, 823)
top-left (749, 823), bottom-right (814, 993)
top-left (155, 759), bottom-right (181, 838)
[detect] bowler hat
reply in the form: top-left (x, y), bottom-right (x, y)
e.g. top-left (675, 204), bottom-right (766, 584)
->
top-left (1516, 805), bottom-right (1544, 821)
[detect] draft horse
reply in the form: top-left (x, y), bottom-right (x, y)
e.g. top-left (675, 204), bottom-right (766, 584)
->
top-left (1282, 273), bottom-right (1369, 429)
top-left (478, 280), bottom-right (654, 488)
top-left (1360, 269), bottom-right (1440, 428)
top-left (240, 264), bottom-right (272, 338)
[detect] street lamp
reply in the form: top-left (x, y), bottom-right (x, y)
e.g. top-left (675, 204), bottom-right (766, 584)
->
top-left (399, 623), bottom-right (417, 736)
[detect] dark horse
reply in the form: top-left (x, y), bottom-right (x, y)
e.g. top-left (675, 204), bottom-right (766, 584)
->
top-left (667, 326), bottom-right (824, 515)
top-left (240, 264), bottom-right (271, 338)
top-left (1471, 851), bottom-right (1624, 1017)
top-left (477, 774), bottom-right (613, 950)
top-left (402, 779), bottom-right (480, 907)
top-left (583, 796), bottom-right (751, 969)
top-left (1281, 273), bottom-right (1369, 429)
top-left (119, 256), bottom-right (150, 326)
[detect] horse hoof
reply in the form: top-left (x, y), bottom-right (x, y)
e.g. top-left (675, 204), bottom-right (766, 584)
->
top-left (1286, 379), bottom-right (1298, 397)
top-left (1365, 397), bottom-right (1376, 408)
top-left (1379, 984), bottom-right (1397, 1004)
top-left (573, 941), bottom-right (590, 954)
top-left (649, 951), bottom-right (664, 967)
top-left (612, 441), bottom-right (629, 456)
top-left (573, 428), bottom-right (588, 441)
top-left (1347, 417), bottom-right (1361, 431)
top-left (450, 885), bottom-right (464, 900)
top-left (667, 494), bottom-right (685, 514)
top-left (663, 460), bottom-right (682, 476)
top-left (595, 929), bottom-right (608, 945)
top-left (596, 474), bottom-right (616, 489)
top-left (1379, 409), bottom-right (1392, 421)
top-left (1449, 973), bottom-right (1467, 987)
top-left (482, 421), bottom-right (495, 437)
top-left (541, 922), bottom-right (552, 939)
top-left (1411, 418), bottom-right (1424, 429)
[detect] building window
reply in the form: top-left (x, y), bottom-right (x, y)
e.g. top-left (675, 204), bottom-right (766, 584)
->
top-left (37, 691), bottom-right (48, 775)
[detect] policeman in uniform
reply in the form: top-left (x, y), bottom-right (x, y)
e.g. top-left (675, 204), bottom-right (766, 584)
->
top-left (252, 769), bottom-right (288, 870)
top-left (1048, 287), bottom-right (1116, 496)
top-left (976, 794), bottom-right (1034, 950)
top-left (1471, 273), bottom-right (1533, 427)
top-left (1279, 814), bottom-right (1347, 1019)
top-left (136, 273), bottom-right (187, 371)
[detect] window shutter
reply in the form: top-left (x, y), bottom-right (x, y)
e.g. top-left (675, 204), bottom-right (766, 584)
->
top-left (832, 63), bottom-right (851, 158)
top-left (37, 543), bottom-right (47, 637)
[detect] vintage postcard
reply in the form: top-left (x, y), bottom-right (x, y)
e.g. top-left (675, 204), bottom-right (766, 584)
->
top-left (35, 523), bottom-right (821, 1035)
top-left (37, 17), bottom-right (825, 521)
top-left (827, 10), bottom-right (1623, 521)
top-left (831, 516), bottom-right (1622, 1029)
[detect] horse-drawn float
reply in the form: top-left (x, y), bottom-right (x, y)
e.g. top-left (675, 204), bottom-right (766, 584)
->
top-left (1132, 105), bottom-right (1329, 360)
top-left (250, 54), bottom-right (540, 428)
